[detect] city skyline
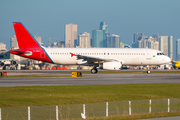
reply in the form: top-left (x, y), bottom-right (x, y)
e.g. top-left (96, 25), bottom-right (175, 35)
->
top-left (0, 25), bottom-right (179, 60)
top-left (1, 0), bottom-right (180, 60)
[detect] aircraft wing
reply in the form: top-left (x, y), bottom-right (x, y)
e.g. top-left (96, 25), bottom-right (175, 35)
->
top-left (75, 55), bottom-right (115, 63)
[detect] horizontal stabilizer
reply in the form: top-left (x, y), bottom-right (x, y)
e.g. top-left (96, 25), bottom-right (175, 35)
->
top-left (11, 50), bottom-right (32, 55)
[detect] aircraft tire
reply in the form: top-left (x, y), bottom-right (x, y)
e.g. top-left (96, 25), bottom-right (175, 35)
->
top-left (91, 69), bottom-right (98, 74)
top-left (147, 70), bottom-right (151, 74)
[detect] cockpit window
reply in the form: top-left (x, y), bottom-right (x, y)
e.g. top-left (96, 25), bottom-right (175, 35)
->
top-left (157, 53), bottom-right (164, 55)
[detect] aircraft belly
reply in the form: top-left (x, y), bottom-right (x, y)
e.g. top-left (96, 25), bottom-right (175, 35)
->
top-left (131, 58), bottom-right (140, 65)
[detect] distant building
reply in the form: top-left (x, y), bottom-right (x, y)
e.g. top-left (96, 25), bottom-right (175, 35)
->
top-left (133, 33), bottom-right (144, 43)
top-left (79, 32), bottom-right (91, 48)
top-left (120, 42), bottom-right (131, 48)
top-left (0, 42), bottom-right (6, 50)
top-left (65, 23), bottom-right (78, 48)
top-left (92, 30), bottom-right (106, 47)
top-left (0, 50), bottom-right (10, 59)
top-left (176, 39), bottom-right (180, 61)
top-left (34, 36), bottom-right (42, 45)
top-left (132, 33), bottom-right (159, 49)
top-left (106, 34), bottom-right (120, 48)
top-left (49, 41), bottom-right (64, 48)
top-left (132, 33), bottom-right (144, 48)
top-left (124, 44), bottom-right (131, 48)
top-left (159, 36), bottom-right (173, 60)
top-left (137, 36), bottom-right (159, 50)
top-left (10, 35), bottom-right (19, 49)
top-left (99, 21), bottom-right (108, 33)
top-left (153, 33), bottom-right (159, 42)
top-left (120, 42), bottom-right (124, 48)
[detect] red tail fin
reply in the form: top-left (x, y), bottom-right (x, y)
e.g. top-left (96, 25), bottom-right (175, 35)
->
top-left (13, 22), bottom-right (40, 49)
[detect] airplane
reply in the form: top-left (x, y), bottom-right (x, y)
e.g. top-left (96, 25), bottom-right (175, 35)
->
top-left (172, 61), bottom-right (180, 69)
top-left (0, 59), bottom-right (19, 68)
top-left (10, 22), bottom-right (171, 74)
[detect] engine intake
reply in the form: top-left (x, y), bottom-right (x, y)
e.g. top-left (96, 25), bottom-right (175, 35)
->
top-left (0, 61), bottom-right (5, 67)
top-left (11, 60), bottom-right (17, 65)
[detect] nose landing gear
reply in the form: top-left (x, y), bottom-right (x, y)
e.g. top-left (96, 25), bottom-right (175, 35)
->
top-left (91, 68), bottom-right (98, 74)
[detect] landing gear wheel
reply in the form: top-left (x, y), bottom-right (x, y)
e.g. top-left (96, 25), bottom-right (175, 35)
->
top-left (147, 70), bottom-right (151, 74)
top-left (91, 69), bottom-right (98, 74)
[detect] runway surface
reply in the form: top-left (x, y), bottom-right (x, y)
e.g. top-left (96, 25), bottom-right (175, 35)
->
top-left (139, 116), bottom-right (180, 120)
top-left (0, 73), bottom-right (180, 87)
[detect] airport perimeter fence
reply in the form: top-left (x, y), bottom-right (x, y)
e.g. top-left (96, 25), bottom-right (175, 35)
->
top-left (0, 98), bottom-right (180, 120)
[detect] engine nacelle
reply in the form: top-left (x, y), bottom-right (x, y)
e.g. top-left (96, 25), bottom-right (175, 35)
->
top-left (101, 61), bottom-right (122, 70)
top-left (11, 60), bottom-right (18, 65)
top-left (0, 61), bottom-right (5, 67)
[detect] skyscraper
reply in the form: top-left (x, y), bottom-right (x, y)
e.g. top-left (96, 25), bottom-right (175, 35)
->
top-left (92, 30), bottom-right (106, 47)
top-left (79, 32), bottom-right (91, 48)
top-left (133, 33), bottom-right (144, 43)
top-left (168, 36), bottom-right (173, 60)
top-left (137, 36), bottom-right (159, 50)
top-left (153, 33), bottom-right (159, 42)
top-left (10, 35), bottom-right (19, 49)
top-left (34, 36), bottom-right (42, 45)
top-left (65, 23), bottom-right (78, 48)
top-left (99, 21), bottom-right (108, 33)
top-left (0, 42), bottom-right (6, 50)
top-left (176, 39), bottom-right (180, 61)
top-left (132, 33), bottom-right (144, 48)
top-left (106, 34), bottom-right (120, 48)
top-left (159, 36), bottom-right (173, 60)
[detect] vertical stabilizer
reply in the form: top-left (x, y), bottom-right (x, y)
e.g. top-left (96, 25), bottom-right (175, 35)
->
top-left (13, 22), bottom-right (40, 49)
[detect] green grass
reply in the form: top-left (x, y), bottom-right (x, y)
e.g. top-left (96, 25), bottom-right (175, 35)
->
top-left (1, 83), bottom-right (180, 107)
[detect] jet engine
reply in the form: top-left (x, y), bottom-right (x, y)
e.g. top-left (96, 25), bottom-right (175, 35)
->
top-left (100, 61), bottom-right (122, 70)
top-left (11, 60), bottom-right (18, 65)
top-left (0, 61), bottom-right (5, 67)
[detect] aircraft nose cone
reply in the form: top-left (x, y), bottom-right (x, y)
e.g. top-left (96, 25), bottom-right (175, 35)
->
top-left (166, 57), bottom-right (171, 63)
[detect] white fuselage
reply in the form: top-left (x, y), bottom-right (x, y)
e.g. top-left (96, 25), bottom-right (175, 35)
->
top-left (43, 48), bottom-right (171, 66)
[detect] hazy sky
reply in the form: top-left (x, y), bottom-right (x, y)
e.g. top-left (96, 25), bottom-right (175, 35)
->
top-left (0, 0), bottom-right (180, 59)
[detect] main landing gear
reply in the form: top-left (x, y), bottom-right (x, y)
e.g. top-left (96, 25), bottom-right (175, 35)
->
top-left (147, 66), bottom-right (151, 74)
top-left (91, 68), bottom-right (98, 74)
